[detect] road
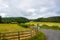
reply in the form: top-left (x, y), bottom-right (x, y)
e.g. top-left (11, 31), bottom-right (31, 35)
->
top-left (40, 29), bottom-right (60, 40)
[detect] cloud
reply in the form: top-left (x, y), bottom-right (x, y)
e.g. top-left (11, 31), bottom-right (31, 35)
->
top-left (40, 7), bottom-right (48, 13)
top-left (0, 13), bottom-right (6, 17)
top-left (0, 0), bottom-right (60, 19)
top-left (26, 8), bottom-right (36, 13)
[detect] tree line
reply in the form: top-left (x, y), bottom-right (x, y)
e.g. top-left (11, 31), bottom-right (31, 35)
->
top-left (0, 16), bottom-right (60, 23)
top-left (0, 16), bottom-right (29, 23)
top-left (33, 16), bottom-right (60, 22)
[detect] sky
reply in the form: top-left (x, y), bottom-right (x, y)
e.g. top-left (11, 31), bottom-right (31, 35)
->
top-left (0, 0), bottom-right (60, 19)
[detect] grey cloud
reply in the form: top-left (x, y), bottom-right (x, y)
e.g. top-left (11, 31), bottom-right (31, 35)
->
top-left (0, 0), bottom-right (60, 19)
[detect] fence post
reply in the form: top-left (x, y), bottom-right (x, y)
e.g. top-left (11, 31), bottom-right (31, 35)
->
top-left (30, 30), bottom-right (32, 37)
top-left (18, 31), bottom-right (20, 40)
top-left (0, 33), bottom-right (1, 40)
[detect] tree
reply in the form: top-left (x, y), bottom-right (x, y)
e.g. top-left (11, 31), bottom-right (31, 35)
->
top-left (33, 16), bottom-right (60, 22)
top-left (2, 17), bottom-right (29, 23)
top-left (16, 17), bottom-right (29, 23)
top-left (0, 16), bottom-right (2, 23)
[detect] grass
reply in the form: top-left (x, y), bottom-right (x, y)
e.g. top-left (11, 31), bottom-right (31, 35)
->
top-left (41, 24), bottom-right (60, 30)
top-left (26, 22), bottom-right (60, 30)
top-left (0, 23), bottom-right (46, 40)
top-left (24, 31), bottom-right (46, 40)
top-left (0, 24), bottom-right (30, 32)
top-left (27, 22), bottom-right (60, 26)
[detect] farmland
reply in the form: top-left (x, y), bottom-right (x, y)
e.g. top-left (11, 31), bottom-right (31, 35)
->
top-left (1, 22), bottom-right (60, 32)
top-left (0, 24), bottom-right (29, 32)
top-left (0, 22), bottom-right (59, 40)
top-left (0, 23), bottom-right (45, 40)
top-left (27, 22), bottom-right (60, 26)
top-left (26, 22), bottom-right (60, 30)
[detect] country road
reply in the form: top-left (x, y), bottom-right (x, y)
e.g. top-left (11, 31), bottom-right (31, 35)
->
top-left (40, 29), bottom-right (60, 40)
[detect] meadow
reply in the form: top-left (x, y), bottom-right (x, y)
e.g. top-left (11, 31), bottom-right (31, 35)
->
top-left (0, 24), bottom-right (29, 32)
top-left (26, 22), bottom-right (60, 26)
top-left (0, 22), bottom-right (60, 40)
top-left (0, 23), bottom-right (45, 40)
top-left (26, 22), bottom-right (60, 30)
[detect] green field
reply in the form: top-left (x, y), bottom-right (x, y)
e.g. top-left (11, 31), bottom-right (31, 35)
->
top-left (27, 22), bottom-right (60, 27)
top-left (0, 24), bottom-right (29, 32)
top-left (0, 22), bottom-right (60, 32)
top-left (26, 22), bottom-right (60, 30)
top-left (0, 23), bottom-right (45, 40)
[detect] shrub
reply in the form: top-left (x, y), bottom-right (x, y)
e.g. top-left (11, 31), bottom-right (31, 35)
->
top-left (40, 24), bottom-right (49, 29)
top-left (18, 23), bottom-right (29, 28)
top-left (51, 26), bottom-right (60, 30)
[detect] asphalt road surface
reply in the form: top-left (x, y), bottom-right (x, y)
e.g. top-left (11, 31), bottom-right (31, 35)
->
top-left (41, 29), bottom-right (60, 40)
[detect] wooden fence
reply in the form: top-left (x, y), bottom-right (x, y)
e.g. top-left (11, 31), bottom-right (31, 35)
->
top-left (0, 30), bottom-right (36, 40)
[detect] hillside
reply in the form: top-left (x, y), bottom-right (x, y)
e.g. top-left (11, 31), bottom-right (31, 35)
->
top-left (33, 16), bottom-right (60, 22)
top-left (0, 16), bottom-right (60, 23)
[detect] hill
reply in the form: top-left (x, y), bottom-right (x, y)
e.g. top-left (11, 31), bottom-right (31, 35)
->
top-left (33, 16), bottom-right (60, 22)
top-left (2, 17), bottom-right (29, 23)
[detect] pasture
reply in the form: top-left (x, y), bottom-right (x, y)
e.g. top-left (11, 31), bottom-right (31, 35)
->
top-left (0, 23), bottom-right (45, 40)
top-left (26, 22), bottom-right (60, 30)
top-left (26, 22), bottom-right (60, 27)
top-left (0, 24), bottom-right (29, 32)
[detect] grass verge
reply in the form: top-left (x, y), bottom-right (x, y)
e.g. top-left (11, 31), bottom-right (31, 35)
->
top-left (24, 31), bottom-right (46, 40)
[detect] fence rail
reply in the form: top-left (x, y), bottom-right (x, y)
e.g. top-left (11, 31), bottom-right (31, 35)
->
top-left (0, 29), bottom-right (36, 40)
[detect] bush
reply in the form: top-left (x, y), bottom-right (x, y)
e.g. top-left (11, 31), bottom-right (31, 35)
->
top-left (51, 26), bottom-right (60, 30)
top-left (0, 16), bottom-right (2, 23)
top-left (18, 23), bottom-right (29, 28)
top-left (40, 24), bottom-right (49, 29)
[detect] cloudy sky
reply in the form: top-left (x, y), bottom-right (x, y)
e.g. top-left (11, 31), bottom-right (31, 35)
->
top-left (0, 0), bottom-right (60, 19)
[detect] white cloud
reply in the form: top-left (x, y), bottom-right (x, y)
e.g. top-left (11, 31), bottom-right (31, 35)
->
top-left (0, 13), bottom-right (6, 17)
top-left (26, 8), bottom-right (36, 13)
top-left (0, 0), bottom-right (9, 10)
top-left (18, 0), bottom-right (32, 10)
top-left (40, 7), bottom-right (48, 12)
top-left (0, 0), bottom-right (60, 19)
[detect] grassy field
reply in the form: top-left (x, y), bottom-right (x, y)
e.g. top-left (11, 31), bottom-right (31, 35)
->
top-left (26, 22), bottom-right (60, 30)
top-left (0, 24), bottom-right (29, 32)
top-left (1, 22), bottom-right (60, 32)
top-left (0, 23), bottom-right (46, 40)
top-left (26, 22), bottom-right (60, 27)
top-left (0, 22), bottom-right (59, 40)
